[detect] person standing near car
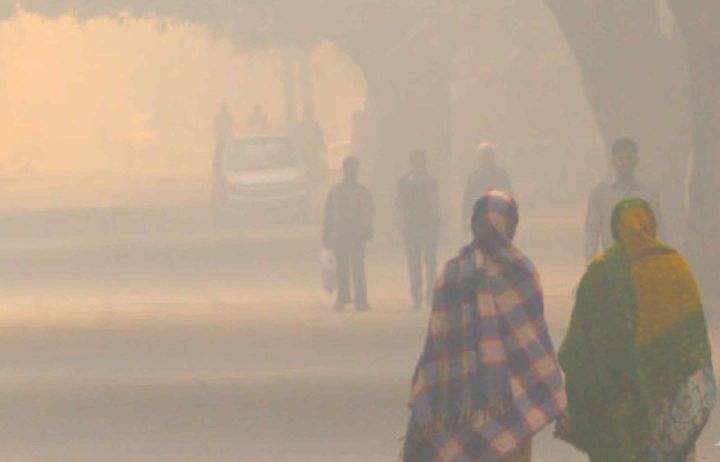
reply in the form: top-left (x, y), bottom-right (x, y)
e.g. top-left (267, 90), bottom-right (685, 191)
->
top-left (322, 157), bottom-right (373, 311)
top-left (214, 103), bottom-right (236, 155)
top-left (212, 103), bottom-right (236, 215)
top-left (397, 149), bottom-right (440, 309)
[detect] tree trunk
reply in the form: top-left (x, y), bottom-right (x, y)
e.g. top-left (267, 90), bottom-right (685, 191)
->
top-left (282, 51), bottom-right (298, 132)
top-left (666, 1), bottom-right (720, 298)
top-left (544, 0), bottom-right (693, 246)
top-left (0, 1), bottom-right (13, 19)
top-left (297, 49), bottom-right (315, 122)
top-left (362, 63), bottom-right (452, 223)
top-left (331, 2), bottom-right (454, 227)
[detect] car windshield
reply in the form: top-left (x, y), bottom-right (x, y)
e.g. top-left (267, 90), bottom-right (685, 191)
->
top-left (224, 139), bottom-right (297, 171)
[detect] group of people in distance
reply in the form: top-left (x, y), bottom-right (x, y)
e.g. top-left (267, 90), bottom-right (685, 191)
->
top-left (322, 137), bottom-right (716, 461)
top-left (321, 137), bottom-right (665, 312)
top-left (322, 143), bottom-right (513, 311)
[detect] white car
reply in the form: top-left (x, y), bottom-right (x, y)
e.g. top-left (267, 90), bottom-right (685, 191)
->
top-left (212, 135), bottom-right (312, 224)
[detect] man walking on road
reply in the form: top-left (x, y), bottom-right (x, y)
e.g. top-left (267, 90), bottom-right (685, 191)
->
top-left (398, 149), bottom-right (440, 309)
top-left (322, 157), bottom-right (373, 311)
top-left (462, 143), bottom-right (513, 228)
top-left (584, 137), bottom-right (663, 260)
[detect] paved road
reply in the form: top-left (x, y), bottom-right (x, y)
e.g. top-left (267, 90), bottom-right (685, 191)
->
top-left (0, 205), bottom-right (716, 461)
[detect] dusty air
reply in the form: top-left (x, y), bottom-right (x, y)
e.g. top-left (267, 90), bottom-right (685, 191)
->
top-left (0, 1), bottom-right (718, 461)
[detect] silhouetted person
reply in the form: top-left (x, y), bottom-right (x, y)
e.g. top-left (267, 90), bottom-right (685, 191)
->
top-left (462, 143), bottom-right (513, 228)
top-left (247, 104), bottom-right (269, 133)
top-left (214, 104), bottom-right (235, 145)
top-left (584, 138), bottom-right (663, 260)
top-left (398, 150), bottom-right (440, 309)
top-left (213, 103), bottom-right (236, 191)
top-left (322, 157), bottom-right (373, 311)
top-left (213, 103), bottom-right (235, 156)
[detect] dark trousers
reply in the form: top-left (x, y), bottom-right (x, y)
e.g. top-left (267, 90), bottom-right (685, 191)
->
top-left (403, 228), bottom-right (438, 307)
top-left (335, 236), bottom-right (367, 308)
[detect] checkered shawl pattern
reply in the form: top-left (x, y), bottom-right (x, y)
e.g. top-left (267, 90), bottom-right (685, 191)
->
top-left (403, 193), bottom-right (566, 462)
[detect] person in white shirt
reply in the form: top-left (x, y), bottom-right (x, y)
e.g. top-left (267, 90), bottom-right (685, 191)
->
top-left (584, 138), bottom-right (663, 261)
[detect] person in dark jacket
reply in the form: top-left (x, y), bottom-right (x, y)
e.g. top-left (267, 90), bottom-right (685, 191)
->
top-left (322, 157), bottom-right (373, 311)
top-left (398, 149), bottom-right (440, 309)
top-left (462, 143), bottom-right (513, 228)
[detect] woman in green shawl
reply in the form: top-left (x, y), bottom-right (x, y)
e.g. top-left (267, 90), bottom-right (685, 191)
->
top-left (557, 198), bottom-right (715, 461)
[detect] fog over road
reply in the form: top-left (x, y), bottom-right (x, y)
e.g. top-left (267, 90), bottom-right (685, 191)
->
top-left (0, 201), bottom-right (717, 461)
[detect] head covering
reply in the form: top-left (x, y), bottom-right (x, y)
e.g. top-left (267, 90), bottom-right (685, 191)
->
top-left (403, 191), bottom-right (566, 462)
top-left (558, 198), bottom-right (715, 461)
top-left (611, 197), bottom-right (662, 259)
top-left (472, 190), bottom-right (519, 248)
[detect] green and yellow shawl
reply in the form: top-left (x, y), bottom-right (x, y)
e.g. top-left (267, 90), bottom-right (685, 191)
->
top-left (559, 198), bottom-right (715, 461)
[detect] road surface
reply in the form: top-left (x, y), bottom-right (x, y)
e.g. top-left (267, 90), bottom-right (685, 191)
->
top-left (0, 201), bottom-right (716, 461)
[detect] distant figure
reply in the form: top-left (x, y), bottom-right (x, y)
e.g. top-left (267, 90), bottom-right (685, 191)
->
top-left (462, 143), bottom-right (513, 228)
top-left (213, 103), bottom-right (236, 176)
top-left (397, 149), bottom-right (440, 309)
top-left (558, 198), bottom-right (714, 462)
top-left (214, 103), bottom-right (236, 151)
top-left (322, 157), bottom-right (373, 311)
top-left (584, 138), bottom-right (663, 261)
top-left (403, 191), bottom-right (567, 462)
top-left (247, 104), bottom-right (270, 133)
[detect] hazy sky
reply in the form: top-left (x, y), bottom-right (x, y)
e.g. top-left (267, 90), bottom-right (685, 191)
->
top-left (0, 13), bottom-right (365, 173)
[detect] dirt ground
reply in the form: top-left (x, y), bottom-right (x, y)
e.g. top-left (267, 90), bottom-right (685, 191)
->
top-left (0, 175), bottom-right (717, 461)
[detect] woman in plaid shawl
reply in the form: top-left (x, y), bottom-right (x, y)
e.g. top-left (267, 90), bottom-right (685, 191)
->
top-left (403, 191), bottom-right (567, 462)
top-left (557, 198), bottom-right (715, 461)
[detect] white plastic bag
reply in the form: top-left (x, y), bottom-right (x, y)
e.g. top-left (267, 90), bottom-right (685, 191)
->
top-left (321, 249), bottom-right (337, 294)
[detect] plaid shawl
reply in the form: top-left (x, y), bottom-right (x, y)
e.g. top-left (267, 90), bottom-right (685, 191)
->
top-left (558, 198), bottom-right (715, 461)
top-left (403, 192), bottom-right (566, 462)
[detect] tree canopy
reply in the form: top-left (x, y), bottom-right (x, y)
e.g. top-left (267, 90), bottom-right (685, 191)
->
top-left (14, 0), bottom-right (438, 51)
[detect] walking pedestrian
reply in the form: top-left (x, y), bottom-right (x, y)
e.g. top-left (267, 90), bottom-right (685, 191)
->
top-left (322, 157), bottom-right (373, 311)
top-left (398, 149), bottom-right (440, 309)
top-left (558, 198), bottom-right (714, 462)
top-left (403, 191), bottom-right (566, 462)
